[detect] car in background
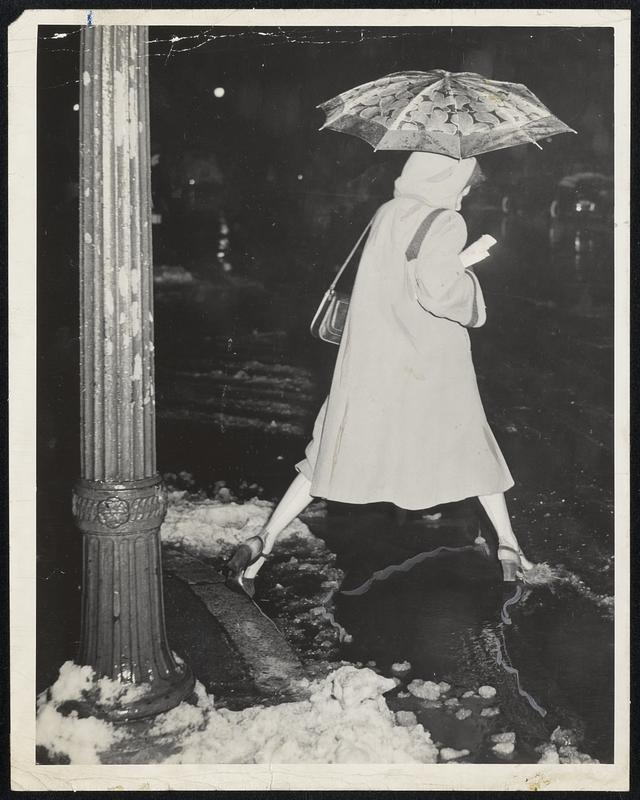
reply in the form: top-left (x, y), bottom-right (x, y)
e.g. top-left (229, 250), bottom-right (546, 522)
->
top-left (468, 146), bottom-right (613, 228)
top-left (549, 172), bottom-right (613, 224)
top-left (467, 151), bottom-right (560, 219)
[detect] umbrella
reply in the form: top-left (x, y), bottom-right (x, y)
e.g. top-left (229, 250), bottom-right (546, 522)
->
top-left (317, 70), bottom-right (576, 158)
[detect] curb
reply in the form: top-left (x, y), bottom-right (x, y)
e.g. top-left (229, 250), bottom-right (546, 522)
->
top-left (162, 548), bottom-right (305, 697)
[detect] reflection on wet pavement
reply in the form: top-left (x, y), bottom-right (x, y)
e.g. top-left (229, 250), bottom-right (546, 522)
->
top-left (303, 500), bottom-right (612, 762)
top-left (339, 547), bottom-right (549, 717)
top-left (339, 542), bottom-right (481, 597)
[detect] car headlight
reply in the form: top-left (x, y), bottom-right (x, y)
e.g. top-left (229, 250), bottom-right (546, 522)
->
top-left (575, 199), bottom-right (596, 213)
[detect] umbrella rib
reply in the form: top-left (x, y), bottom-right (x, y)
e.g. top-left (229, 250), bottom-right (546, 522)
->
top-left (442, 73), bottom-right (463, 159)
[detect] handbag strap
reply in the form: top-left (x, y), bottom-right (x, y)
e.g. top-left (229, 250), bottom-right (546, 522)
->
top-left (328, 216), bottom-right (375, 291)
top-left (405, 208), bottom-right (445, 261)
top-left (327, 207), bottom-right (444, 291)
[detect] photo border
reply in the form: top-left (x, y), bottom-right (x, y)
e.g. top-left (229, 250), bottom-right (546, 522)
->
top-left (9, 7), bottom-right (630, 791)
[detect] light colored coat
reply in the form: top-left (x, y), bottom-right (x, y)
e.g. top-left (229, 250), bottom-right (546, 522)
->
top-left (298, 152), bottom-right (513, 510)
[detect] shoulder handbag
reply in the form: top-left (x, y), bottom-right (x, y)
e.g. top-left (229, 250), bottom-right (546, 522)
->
top-left (310, 217), bottom-right (374, 346)
top-left (310, 208), bottom-right (445, 345)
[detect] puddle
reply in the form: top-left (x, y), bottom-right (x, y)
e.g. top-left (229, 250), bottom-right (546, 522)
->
top-left (324, 513), bottom-right (613, 762)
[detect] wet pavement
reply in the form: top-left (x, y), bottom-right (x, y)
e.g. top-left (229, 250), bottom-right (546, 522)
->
top-left (322, 508), bottom-right (612, 761)
top-left (151, 208), bottom-right (614, 762)
top-left (36, 207), bottom-right (614, 763)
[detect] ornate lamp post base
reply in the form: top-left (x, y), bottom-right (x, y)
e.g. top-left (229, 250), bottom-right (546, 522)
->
top-left (60, 665), bottom-right (196, 724)
top-left (72, 475), bottom-right (195, 720)
top-left (61, 668), bottom-right (196, 723)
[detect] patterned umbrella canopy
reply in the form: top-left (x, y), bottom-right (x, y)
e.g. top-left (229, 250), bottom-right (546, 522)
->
top-left (317, 70), bottom-right (576, 158)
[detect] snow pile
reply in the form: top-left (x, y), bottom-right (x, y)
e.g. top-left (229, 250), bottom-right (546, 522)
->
top-left (440, 747), bottom-right (470, 762)
top-left (36, 661), bottom-right (141, 764)
top-left (491, 731), bottom-right (516, 744)
top-left (549, 725), bottom-right (579, 747)
top-left (154, 265), bottom-right (194, 285)
top-left (536, 743), bottom-right (599, 764)
top-left (160, 494), bottom-right (319, 558)
top-left (168, 666), bottom-right (438, 764)
top-left (395, 710), bottom-right (417, 727)
top-left (37, 664), bottom-right (440, 764)
top-left (491, 732), bottom-right (516, 759)
top-left (535, 726), bottom-right (599, 764)
top-left (407, 679), bottom-right (450, 702)
top-left (492, 742), bottom-right (515, 759)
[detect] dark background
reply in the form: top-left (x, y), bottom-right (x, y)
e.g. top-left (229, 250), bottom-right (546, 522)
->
top-left (36, 25), bottom-right (615, 753)
top-left (37, 22), bottom-right (614, 472)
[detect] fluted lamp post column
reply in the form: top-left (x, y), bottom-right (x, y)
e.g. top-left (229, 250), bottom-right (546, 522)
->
top-left (73, 24), bottom-right (194, 720)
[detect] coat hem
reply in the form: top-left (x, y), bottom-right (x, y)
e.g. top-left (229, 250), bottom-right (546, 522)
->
top-left (304, 477), bottom-right (515, 511)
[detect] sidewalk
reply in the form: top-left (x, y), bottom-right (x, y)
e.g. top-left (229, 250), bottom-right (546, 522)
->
top-left (37, 549), bottom-right (311, 765)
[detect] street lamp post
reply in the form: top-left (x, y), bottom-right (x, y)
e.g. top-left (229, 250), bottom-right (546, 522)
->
top-left (73, 24), bottom-right (194, 720)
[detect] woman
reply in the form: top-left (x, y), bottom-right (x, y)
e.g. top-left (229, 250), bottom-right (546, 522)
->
top-left (226, 151), bottom-right (533, 597)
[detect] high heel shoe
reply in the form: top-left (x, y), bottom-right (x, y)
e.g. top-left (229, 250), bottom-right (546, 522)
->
top-left (517, 548), bottom-right (534, 573)
top-left (225, 535), bottom-right (270, 598)
top-left (497, 545), bottom-right (523, 582)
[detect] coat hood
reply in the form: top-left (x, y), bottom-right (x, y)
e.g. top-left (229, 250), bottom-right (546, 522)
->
top-left (393, 152), bottom-right (477, 210)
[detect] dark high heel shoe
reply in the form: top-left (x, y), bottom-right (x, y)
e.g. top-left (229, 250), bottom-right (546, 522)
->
top-left (225, 535), bottom-right (270, 598)
top-left (497, 545), bottom-right (523, 582)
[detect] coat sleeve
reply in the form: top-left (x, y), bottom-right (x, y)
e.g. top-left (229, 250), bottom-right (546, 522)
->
top-left (407, 210), bottom-right (487, 328)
